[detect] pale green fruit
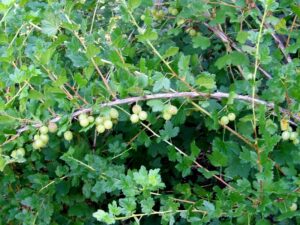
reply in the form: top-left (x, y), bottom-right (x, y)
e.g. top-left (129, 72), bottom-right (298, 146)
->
top-left (132, 105), bottom-right (142, 114)
top-left (104, 120), bottom-right (113, 130)
top-left (32, 142), bottom-right (39, 150)
top-left (79, 118), bottom-right (89, 127)
top-left (34, 139), bottom-right (44, 148)
top-left (138, 111), bottom-right (148, 121)
top-left (64, 131), bottom-right (73, 141)
top-left (109, 108), bottom-right (119, 119)
top-left (130, 114), bottom-right (139, 123)
top-left (96, 125), bottom-right (105, 133)
top-left (11, 150), bottom-right (17, 158)
top-left (140, 15), bottom-right (145, 20)
top-left (40, 134), bottom-right (49, 144)
top-left (290, 203), bottom-right (297, 211)
top-left (88, 116), bottom-right (95, 123)
top-left (163, 112), bottom-right (172, 121)
top-left (95, 116), bottom-right (104, 125)
top-left (220, 116), bottom-right (229, 126)
top-left (177, 18), bottom-right (185, 26)
top-left (34, 134), bottom-right (40, 141)
top-left (281, 131), bottom-right (291, 140)
top-left (16, 148), bottom-right (25, 156)
top-left (293, 139), bottom-right (299, 145)
top-left (189, 29), bottom-right (196, 36)
top-left (167, 105), bottom-right (178, 115)
top-left (228, 113), bottom-right (236, 121)
top-left (78, 113), bottom-right (88, 121)
top-left (39, 126), bottom-right (48, 134)
top-left (290, 132), bottom-right (298, 141)
top-left (48, 122), bottom-right (58, 133)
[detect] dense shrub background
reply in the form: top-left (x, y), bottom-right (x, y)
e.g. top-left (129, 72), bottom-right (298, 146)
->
top-left (1, 0), bottom-right (300, 224)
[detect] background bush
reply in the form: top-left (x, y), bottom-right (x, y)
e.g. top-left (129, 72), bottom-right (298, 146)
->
top-left (1, 0), bottom-right (300, 224)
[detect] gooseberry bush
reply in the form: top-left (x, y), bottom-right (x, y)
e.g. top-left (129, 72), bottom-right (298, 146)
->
top-left (1, 0), bottom-right (300, 224)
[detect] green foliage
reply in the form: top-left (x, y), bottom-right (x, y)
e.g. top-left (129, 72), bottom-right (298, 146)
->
top-left (1, 0), bottom-right (300, 224)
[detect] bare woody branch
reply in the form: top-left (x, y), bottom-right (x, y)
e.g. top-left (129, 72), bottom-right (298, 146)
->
top-left (16, 91), bottom-right (299, 134)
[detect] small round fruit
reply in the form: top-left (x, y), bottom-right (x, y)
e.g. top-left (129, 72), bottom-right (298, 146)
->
top-left (39, 126), bottom-right (48, 134)
top-left (170, 8), bottom-right (178, 16)
top-left (64, 131), bottom-right (73, 141)
top-left (167, 105), bottom-right (178, 115)
top-left (130, 114), bottom-right (139, 123)
top-left (34, 134), bottom-right (40, 141)
top-left (35, 139), bottom-right (44, 148)
top-left (281, 131), bottom-right (291, 141)
top-left (177, 18), bottom-right (185, 26)
top-left (88, 116), bottom-right (94, 123)
top-left (78, 113), bottom-right (88, 121)
top-left (109, 108), bottom-right (119, 119)
top-left (163, 112), bottom-right (172, 121)
top-left (96, 124), bottom-right (105, 133)
top-left (40, 134), bottom-right (49, 144)
top-left (48, 122), bottom-right (58, 133)
top-left (11, 150), bottom-right (17, 158)
top-left (95, 116), bottom-right (104, 125)
top-left (293, 139), bottom-right (299, 145)
top-left (140, 15), bottom-right (145, 20)
top-left (32, 142), bottom-right (39, 150)
top-left (132, 105), bottom-right (142, 114)
top-left (290, 203), bottom-right (297, 211)
top-left (290, 132), bottom-right (298, 141)
top-left (104, 120), bottom-right (113, 130)
top-left (138, 111), bottom-right (148, 121)
top-left (189, 29), bottom-right (196, 36)
top-left (220, 116), bottom-right (229, 126)
top-left (16, 148), bottom-right (25, 156)
top-left (228, 113), bottom-right (236, 121)
top-left (79, 118), bottom-right (89, 127)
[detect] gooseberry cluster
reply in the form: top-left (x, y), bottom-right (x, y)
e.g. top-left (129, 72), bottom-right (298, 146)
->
top-left (130, 105), bottom-right (148, 123)
top-left (220, 113), bottom-right (236, 126)
top-left (78, 113), bottom-right (94, 127)
top-left (95, 108), bottom-right (119, 133)
top-left (10, 147), bottom-right (25, 160)
top-left (32, 125), bottom-right (50, 149)
top-left (280, 119), bottom-right (299, 144)
top-left (162, 104), bottom-right (178, 120)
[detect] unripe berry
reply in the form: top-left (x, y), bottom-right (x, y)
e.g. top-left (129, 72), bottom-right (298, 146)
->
top-left (177, 18), bottom-right (185, 26)
top-left (16, 148), bottom-right (25, 156)
top-left (64, 131), bottom-right (73, 141)
top-left (282, 131), bottom-right (291, 141)
top-left (34, 134), bottom-right (40, 141)
top-left (39, 126), bottom-right (48, 134)
top-left (130, 114), bottom-right (139, 123)
top-left (138, 111), bottom-right (148, 121)
top-left (290, 132), bottom-right (298, 141)
top-left (228, 113), bottom-right (236, 121)
top-left (88, 116), bottom-right (94, 123)
top-left (109, 108), bottom-right (119, 119)
top-left (34, 139), bottom-right (44, 148)
top-left (104, 120), bottom-right (113, 130)
top-left (78, 113), bottom-right (88, 121)
top-left (95, 116), bottom-right (104, 125)
top-left (189, 29), bottom-right (196, 36)
top-left (167, 105), bottom-right (178, 115)
top-left (32, 142), bottom-right (39, 150)
top-left (11, 150), bottom-right (17, 158)
top-left (170, 8), bottom-right (178, 16)
top-left (132, 105), bottom-right (142, 114)
top-left (290, 203), bottom-right (297, 211)
top-left (48, 122), bottom-right (58, 133)
top-left (220, 116), bottom-right (229, 126)
top-left (79, 118), bottom-right (89, 127)
top-left (293, 139), bottom-right (299, 145)
top-left (163, 112), bottom-right (172, 121)
top-left (140, 15), bottom-right (145, 20)
top-left (280, 119), bottom-right (289, 131)
top-left (96, 124), bottom-right (105, 133)
top-left (40, 134), bottom-right (49, 144)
